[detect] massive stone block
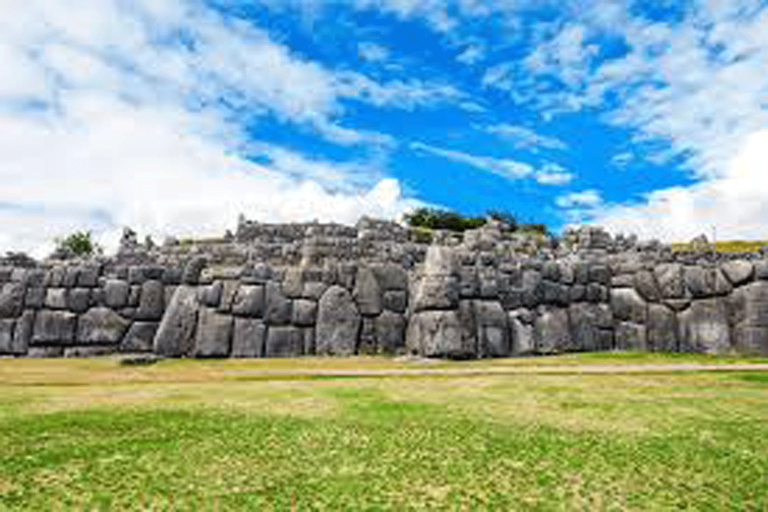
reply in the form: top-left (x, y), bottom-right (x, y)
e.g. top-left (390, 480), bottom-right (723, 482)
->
top-left (216, 280), bottom-right (239, 313)
top-left (153, 285), bottom-right (199, 357)
top-left (569, 303), bottom-right (612, 351)
top-left (231, 318), bottom-right (266, 358)
top-left (193, 308), bottom-right (233, 358)
top-left (77, 307), bottom-right (130, 345)
top-left (382, 290), bottom-right (407, 313)
top-left (265, 326), bottom-right (303, 357)
top-left (0, 319), bottom-right (16, 354)
top-left (508, 310), bottom-right (535, 354)
top-left (730, 281), bottom-right (768, 355)
top-left (292, 299), bottom-right (317, 327)
top-left (265, 281), bottom-right (292, 326)
top-left (615, 321), bottom-right (646, 350)
top-left (721, 261), bottom-right (754, 286)
top-left (67, 288), bottom-right (91, 314)
top-left (9, 310), bottom-right (34, 355)
top-left (316, 285), bottom-right (360, 356)
top-left (684, 266), bottom-right (731, 298)
top-left (375, 311), bottom-right (405, 354)
top-left (24, 287), bottom-right (45, 309)
top-left (198, 281), bottom-right (223, 308)
top-left (32, 310), bottom-right (77, 346)
top-left (406, 310), bottom-right (475, 359)
top-left (655, 263), bottom-right (685, 299)
top-left (633, 270), bottom-right (661, 302)
top-left (231, 285), bottom-right (265, 317)
top-left (135, 280), bottom-right (164, 320)
top-left (371, 263), bottom-right (408, 291)
top-left (282, 267), bottom-right (304, 298)
top-left (45, 288), bottom-right (67, 310)
top-left (104, 279), bottom-right (130, 309)
top-left (610, 288), bottom-right (647, 323)
top-left (412, 276), bottom-right (460, 311)
top-left (677, 298), bottom-right (730, 353)
top-left (535, 306), bottom-right (571, 353)
top-left (120, 322), bottom-right (159, 352)
top-left (182, 256), bottom-right (207, 285)
top-left (357, 317), bottom-right (377, 354)
top-left (354, 266), bottom-right (382, 316)
top-left (474, 300), bottom-right (509, 358)
top-left (647, 303), bottom-right (677, 352)
top-left (0, 282), bottom-right (25, 319)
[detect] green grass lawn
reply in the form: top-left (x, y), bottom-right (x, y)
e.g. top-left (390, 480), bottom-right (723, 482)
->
top-left (1, 354), bottom-right (767, 510)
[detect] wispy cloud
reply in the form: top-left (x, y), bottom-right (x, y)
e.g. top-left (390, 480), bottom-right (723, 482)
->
top-left (534, 163), bottom-right (574, 185)
top-left (483, 123), bottom-right (568, 152)
top-left (410, 141), bottom-right (534, 181)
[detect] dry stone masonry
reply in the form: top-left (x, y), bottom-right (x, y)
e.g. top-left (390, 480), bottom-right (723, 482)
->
top-left (1, 218), bottom-right (768, 359)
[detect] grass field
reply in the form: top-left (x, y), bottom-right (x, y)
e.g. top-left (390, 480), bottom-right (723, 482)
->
top-left (1, 354), bottom-right (767, 510)
top-left (670, 240), bottom-right (767, 253)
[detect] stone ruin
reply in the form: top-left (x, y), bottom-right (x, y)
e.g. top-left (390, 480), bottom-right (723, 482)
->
top-left (1, 216), bottom-right (767, 359)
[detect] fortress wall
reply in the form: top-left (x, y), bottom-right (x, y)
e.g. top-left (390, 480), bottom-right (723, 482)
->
top-left (1, 221), bottom-right (767, 359)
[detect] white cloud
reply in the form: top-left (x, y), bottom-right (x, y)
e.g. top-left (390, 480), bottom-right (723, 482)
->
top-left (534, 163), bottom-right (574, 185)
top-left (335, 73), bottom-right (464, 111)
top-left (410, 141), bottom-right (534, 181)
top-left (0, 0), bottom-right (431, 257)
top-left (456, 45), bottom-right (485, 64)
top-left (484, 123), bottom-right (568, 151)
top-left (358, 42), bottom-right (390, 62)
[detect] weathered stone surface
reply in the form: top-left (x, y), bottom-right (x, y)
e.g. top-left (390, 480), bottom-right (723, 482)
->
top-left (508, 310), bottom-right (535, 354)
top-left (265, 326), bottom-right (303, 357)
top-left (375, 311), bottom-right (405, 354)
top-left (0, 319), bottom-right (16, 354)
top-left (193, 308), bottom-right (232, 358)
top-left (10, 310), bottom-right (34, 355)
top-left (610, 288), bottom-right (647, 323)
top-left (569, 303), bottom-right (612, 351)
top-left (559, 262), bottom-right (574, 284)
top-left (535, 306), bottom-right (571, 353)
top-left (677, 298), bottom-right (730, 353)
top-left (77, 266), bottom-right (100, 287)
top-left (24, 287), bottom-right (45, 309)
top-left (729, 281), bottom-right (768, 355)
top-left (611, 274), bottom-right (635, 288)
top-left (67, 288), bottom-right (91, 314)
top-left (77, 307), bottom-right (130, 345)
top-left (459, 267), bottom-right (479, 298)
top-left (354, 266), bottom-right (382, 316)
top-left (128, 266), bottom-right (147, 285)
top-left (63, 267), bottom-right (80, 288)
top-left (104, 279), bottom-right (129, 308)
top-left (382, 290), bottom-right (407, 313)
top-left (281, 267), bottom-right (304, 298)
top-left (316, 286), bottom-right (360, 356)
top-left (357, 317), bottom-right (377, 354)
top-left (633, 271), bottom-right (661, 302)
top-left (44, 288), bottom-right (67, 310)
top-left (542, 261), bottom-right (560, 281)
top-left (231, 318), bottom-right (266, 358)
top-left (128, 285), bottom-right (141, 307)
top-left (413, 275), bottom-right (460, 311)
top-left (265, 281), bottom-right (292, 325)
top-left (153, 285), bottom-right (199, 357)
top-left (570, 285), bottom-right (586, 302)
top-left (182, 256), bottom-right (207, 285)
top-left (292, 299), bottom-right (317, 327)
top-left (216, 280), bottom-right (239, 313)
top-left (755, 260), bottom-right (768, 280)
top-left (647, 304), bottom-right (677, 352)
top-left (586, 283), bottom-right (607, 303)
top-left (521, 270), bottom-right (543, 308)
top-left (135, 280), bottom-right (164, 320)
top-left (231, 285), bottom-right (265, 317)
top-left (423, 245), bottom-right (458, 275)
top-left (371, 263), bottom-right (408, 291)
top-left (406, 310), bottom-right (475, 359)
top-left (120, 322), bottom-right (159, 352)
top-left (474, 301), bottom-right (509, 357)
top-left (302, 327), bottom-right (315, 355)
top-left (0, 282), bottom-right (24, 318)
top-left (615, 321), bottom-right (647, 350)
top-left (589, 265), bottom-right (611, 285)
top-left (301, 281), bottom-right (328, 301)
top-left (721, 261), bottom-right (754, 286)
top-left (479, 273), bottom-right (498, 298)
top-left (162, 268), bottom-right (183, 285)
top-left (46, 267), bottom-right (65, 288)
top-left (684, 266), bottom-right (716, 298)
top-left (198, 281), bottom-right (223, 308)
top-left (655, 263), bottom-right (685, 299)
top-left (542, 280), bottom-right (560, 305)
top-left (31, 310), bottom-right (77, 346)
top-left (27, 346), bottom-right (64, 358)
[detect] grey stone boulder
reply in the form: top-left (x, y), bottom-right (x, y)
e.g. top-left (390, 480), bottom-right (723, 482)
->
top-left (570, 285), bottom-right (586, 302)
top-left (422, 245), bottom-right (458, 276)
top-left (589, 265), bottom-right (611, 285)
top-left (730, 281), bottom-right (768, 355)
top-left (67, 288), bottom-right (91, 314)
top-left (24, 287), bottom-right (45, 309)
top-left (655, 263), bottom-right (685, 299)
top-left (198, 281), bottom-right (223, 308)
top-left (357, 317), bottom-right (377, 355)
top-left (301, 281), bottom-right (328, 301)
top-left (153, 285), bottom-right (199, 357)
top-left (721, 261), bottom-right (754, 286)
top-left (231, 285), bottom-right (265, 317)
top-left (677, 298), bottom-right (730, 353)
top-left (216, 280), bottom-right (239, 313)
top-left (611, 274), bottom-right (635, 288)
top-left (755, 260), bottom-right (768, 280)
top-left (412, 275), bottom-right (460, 311)
top-left (281, 267), bottom-right (304, 298)
top-left (647, 304), bottom-right (677, 352)
top-left (353, 266), bottom-right (382, 316)
top-left (683, 266), bottom-right (724, 298)
top-left (31, 310), bottom-right (77, 346)
top-left (120, 322), bottom-right (159, 352)
top-left (459, 267), bottom-right (479, 298)
top-left (406, 310), bottom-right (475, 359)
top-left (474, 301), bottom-right (509, 357)
top-left (292, 299), bottom-right (317, 327)
top-left (128, 285), bottom-right (141, 307)
top-left (193, 308), bottom-right (233, 358)
top-left (541, 261), bottom-right (560, 281)
top-left (77, 307), bottom-right (130, 345)
top-left (64, 346), bottom-right (118, 357)
top-left (521, 269), bottom-right (543, 308)
top-left (371, 263), bottom-right (408, 291)
top-left (77, 265), bottom-right (101, 287)
top-left (45, 267), bottom-right (66, 288)
top-left (569, 303), bottom-right (612, 351)
top-left (375, 311), bottom-right (405, 354)
top-left (265, 326), bottom-right (303, 357)
top-left (535, 306), bottom-right (571, 353)
top-left (104, 279), bottom-right (130, 309)
top-left (45, 288), bottom-right (68, 310)
top-left (615, 322), bottom-right (647, 350)
top-left (0, 282), bottom-right (25, 318)
top-left (633, 270), bottom-right (661, 302)
top-left (135, 280), bottom-right (164, 320)
top-left (8, 310), bottom-right (34, 355)
top-left (27, 346), bottom-right (64, 358)
top-left (586, 283), bottom-right (608, 303)
top-left (302, 327), bottom-right (315, 355)
top-left (382, 290), bottom-right (407, 313)
top-left (182, 256), bottom-right (207, 285)
top-left (316, 286), bottom-right (360, 356)
top-left (265, 281), bottom-right (292, 325)
top-left (508, 310), bottom-right (535, 354)
top-left (0, 319), bottom-right (16, 354)
top-left (610, 288), bottom-right (647, 323)
top-left (231, 318), bottom-right (266, 358)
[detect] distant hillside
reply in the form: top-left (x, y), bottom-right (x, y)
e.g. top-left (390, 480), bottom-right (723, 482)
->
top-left (671, 240), bottom-right (767, 253)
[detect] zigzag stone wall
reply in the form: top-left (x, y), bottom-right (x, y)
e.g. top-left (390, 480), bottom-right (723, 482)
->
top-left (1, 219), bottom-right (768, 358)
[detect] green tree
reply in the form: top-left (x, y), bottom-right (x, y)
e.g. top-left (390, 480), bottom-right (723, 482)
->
top-left (55, 230), bottom-right (102, 257)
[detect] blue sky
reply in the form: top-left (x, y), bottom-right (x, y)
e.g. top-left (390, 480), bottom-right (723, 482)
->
top-left (0, 0), bottom-right (767, 256)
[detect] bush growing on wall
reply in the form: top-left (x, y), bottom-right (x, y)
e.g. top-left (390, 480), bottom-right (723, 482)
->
top-left (403, 208), bottom-right (487, 232)
top-left (54, 230), bottom-right (102, 257)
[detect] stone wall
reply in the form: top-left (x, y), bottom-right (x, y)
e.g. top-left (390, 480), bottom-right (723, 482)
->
top-left (1, 220), bottom-right (767, 359)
